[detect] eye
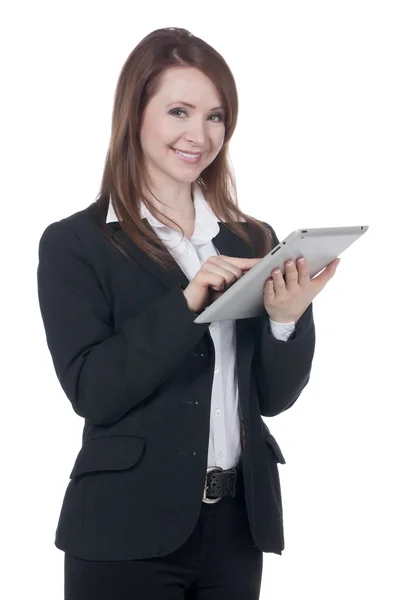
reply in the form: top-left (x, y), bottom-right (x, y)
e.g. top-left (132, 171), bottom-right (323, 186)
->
top-left (169, 108), bottom-right (224, 122)
top-left (210, 112), bottom-right (224, 123)
top-left (169, 108), bottom-right (186, 118)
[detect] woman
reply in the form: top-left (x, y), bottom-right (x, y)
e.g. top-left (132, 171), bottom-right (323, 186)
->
top-left (37, 27), bottom-right (339, 600)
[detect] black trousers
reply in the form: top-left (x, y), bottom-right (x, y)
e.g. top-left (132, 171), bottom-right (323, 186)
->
top-left (64, 470), bottom-right (263, 599)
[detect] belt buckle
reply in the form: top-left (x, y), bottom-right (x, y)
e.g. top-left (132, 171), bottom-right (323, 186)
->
top-left (202, 466), bottom-right (224, 504)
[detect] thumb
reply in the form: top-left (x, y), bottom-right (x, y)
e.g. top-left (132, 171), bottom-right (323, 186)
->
top-left (329, 257), bottom-right (341, 272)
top-left (322, 258), bottom-right (341, 278)
top-left (312, 258), bottom-right (341, 293)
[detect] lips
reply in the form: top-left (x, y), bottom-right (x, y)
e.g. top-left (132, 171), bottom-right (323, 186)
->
top-left (172, 148), bottom-right (202, 155)
top-left (172, 148), bottom-right (203, 165)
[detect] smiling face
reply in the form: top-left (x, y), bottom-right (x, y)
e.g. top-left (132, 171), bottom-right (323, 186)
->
top-left (139, 66), bottom-right (226, 188)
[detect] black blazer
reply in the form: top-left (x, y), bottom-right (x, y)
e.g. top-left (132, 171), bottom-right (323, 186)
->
top-left (37, 201), bottom-right (316, 560)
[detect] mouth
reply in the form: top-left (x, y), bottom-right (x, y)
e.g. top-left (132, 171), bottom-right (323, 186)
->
top-left (171, 148), bottom-right (203, 164)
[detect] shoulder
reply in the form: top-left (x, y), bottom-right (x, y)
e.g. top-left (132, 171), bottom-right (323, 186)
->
top-left (38, 201), bottom-right (104, 259)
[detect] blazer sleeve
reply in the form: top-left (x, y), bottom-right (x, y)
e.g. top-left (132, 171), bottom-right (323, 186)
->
top-left (37, 219), bottom-right (210, 426)
top-left (252, 222), bottom-right (316, 417)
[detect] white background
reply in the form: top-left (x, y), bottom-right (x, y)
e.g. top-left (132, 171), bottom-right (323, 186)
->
top-left (1, 1), bottom-right (399, 598)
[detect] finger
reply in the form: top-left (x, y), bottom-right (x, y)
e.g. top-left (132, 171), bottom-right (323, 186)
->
top-left (203, 263), bottom-right (242, 288)
top-left (207, 258), bottom-right (245, 280)
top-left (217, 256), bottom-right (261, 270)
top-left (271, 267), bottom-right (286, 292)
top-left (283, 260), bottom-right (298, 290)
top-left (210, 275), bottom-right (238, 292)
top-left (296, 257), bottom-right (310, 287)
top-left (264, 278), bottom-right (275, 302)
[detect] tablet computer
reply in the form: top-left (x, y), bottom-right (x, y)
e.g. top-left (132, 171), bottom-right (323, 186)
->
top-left (194, 225), bottom-right (369, 324)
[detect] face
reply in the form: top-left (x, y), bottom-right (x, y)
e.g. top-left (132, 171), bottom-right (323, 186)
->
top-left (139, 66), bottom-right (226, 187)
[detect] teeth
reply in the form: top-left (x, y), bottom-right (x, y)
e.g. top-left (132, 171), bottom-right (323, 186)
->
top-left (175, 150), bottom-right (201, 159)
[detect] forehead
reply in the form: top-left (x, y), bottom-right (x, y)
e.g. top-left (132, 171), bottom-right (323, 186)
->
top-left (154, 67), bottom-right (221, 106)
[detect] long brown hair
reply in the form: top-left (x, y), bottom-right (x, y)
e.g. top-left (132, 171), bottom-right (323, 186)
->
top-left (94, 27), bottom-right (274, 271)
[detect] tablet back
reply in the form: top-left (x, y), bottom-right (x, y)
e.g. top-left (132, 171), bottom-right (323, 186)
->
top-left (194, 225), bottom-right (369, 324)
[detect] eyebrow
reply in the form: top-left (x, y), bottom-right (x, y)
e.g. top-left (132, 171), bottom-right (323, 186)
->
top-left (166, 101), bottom-right (225, 112)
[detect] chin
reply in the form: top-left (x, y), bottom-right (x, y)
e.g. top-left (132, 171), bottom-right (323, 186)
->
top-left (172, 173), bottom-right (201, 184)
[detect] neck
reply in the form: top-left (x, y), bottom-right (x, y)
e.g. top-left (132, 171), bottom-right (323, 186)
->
top-left (144, 181), bottom-right (195, 224)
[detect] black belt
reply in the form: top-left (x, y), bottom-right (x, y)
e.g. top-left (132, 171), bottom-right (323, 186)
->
top-left (202, 465), bottom-right (243, 504)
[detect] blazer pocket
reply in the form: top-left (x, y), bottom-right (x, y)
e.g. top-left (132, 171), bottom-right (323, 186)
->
top-left (69, 435), bottom-right (146, 479)
top-left (262, 423), bottom-right (286, 464)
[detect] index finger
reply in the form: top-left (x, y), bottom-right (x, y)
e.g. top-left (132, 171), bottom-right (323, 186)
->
top-left (218, 256), bottom-right (262, 269)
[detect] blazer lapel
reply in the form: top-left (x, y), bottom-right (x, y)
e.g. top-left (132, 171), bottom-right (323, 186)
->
top-left (109, 221), bottom-right (256, 292)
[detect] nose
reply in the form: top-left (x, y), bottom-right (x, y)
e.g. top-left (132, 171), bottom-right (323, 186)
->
top-left (185, 117), bottom-right (207, 147)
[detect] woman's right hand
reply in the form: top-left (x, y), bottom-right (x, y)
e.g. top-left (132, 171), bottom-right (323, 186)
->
top-left (183, 255), bottom-right (262, 314)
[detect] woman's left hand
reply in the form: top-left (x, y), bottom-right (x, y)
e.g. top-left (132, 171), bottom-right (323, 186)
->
top-left (263, 257), bottom-right (341, 324)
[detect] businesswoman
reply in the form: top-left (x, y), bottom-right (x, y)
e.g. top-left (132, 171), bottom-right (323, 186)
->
top-left (37, 27), bottom-right (339, 600)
